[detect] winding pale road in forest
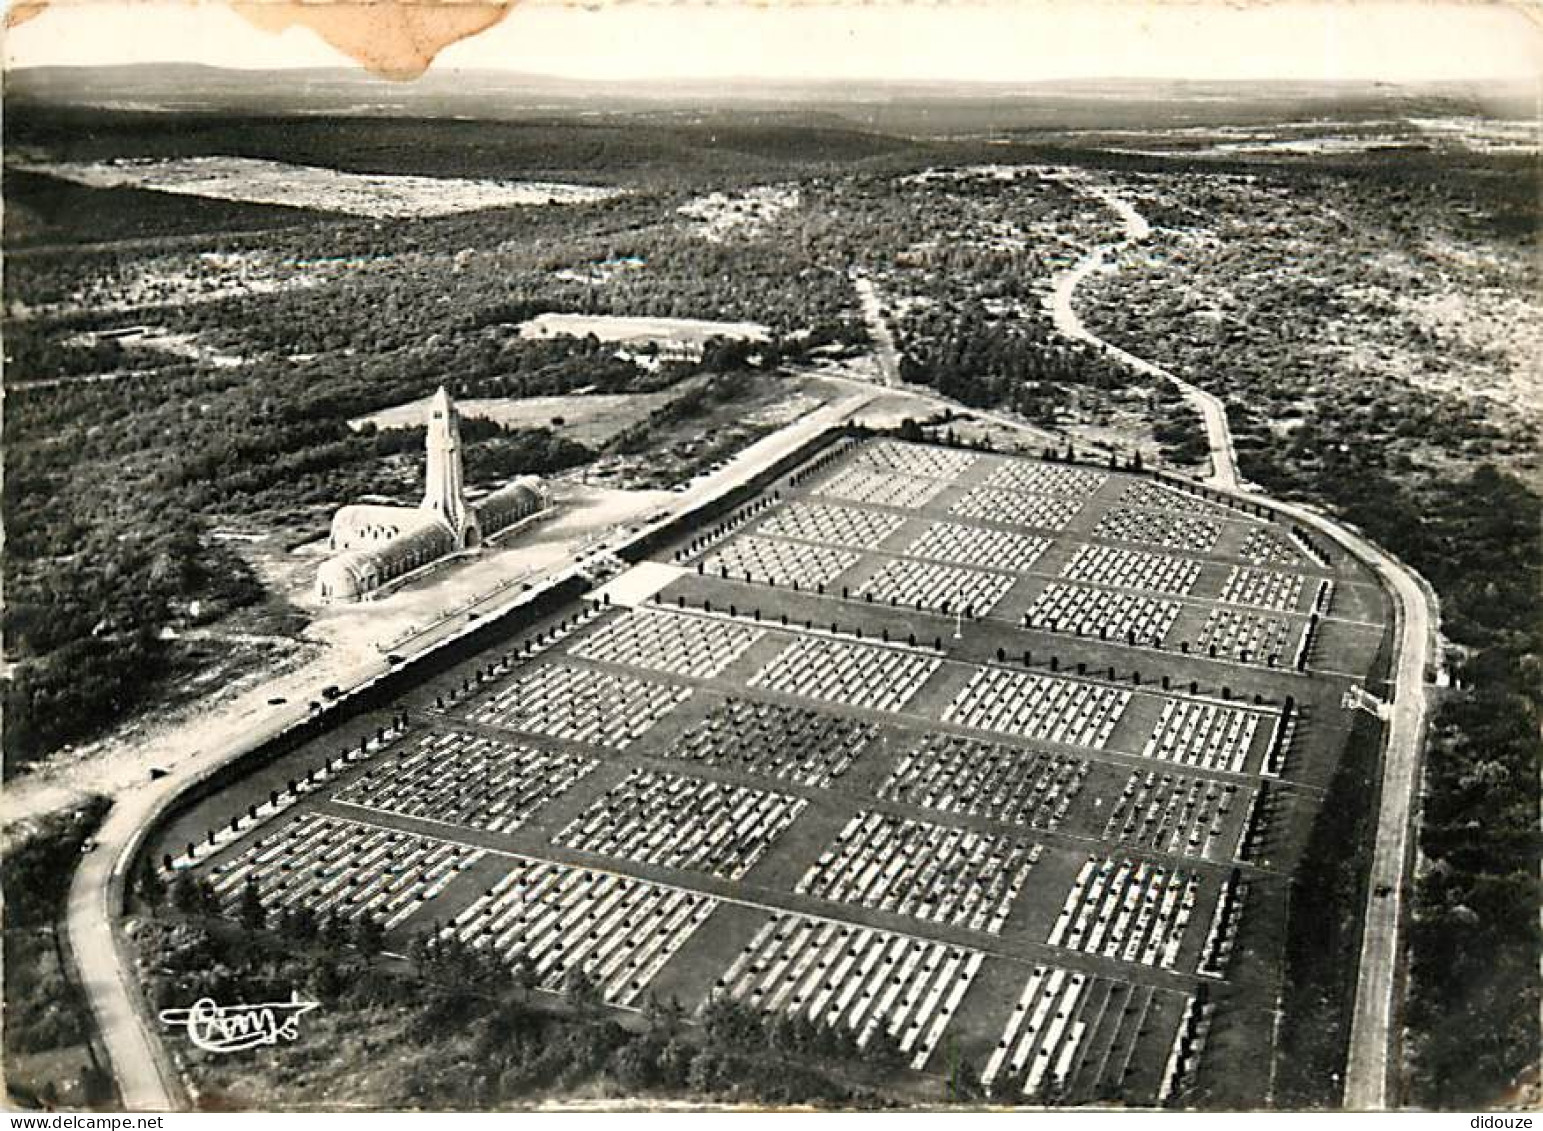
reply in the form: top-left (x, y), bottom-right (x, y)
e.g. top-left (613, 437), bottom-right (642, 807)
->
top-left (1050, 174), bottom-right (1436, 1110)
top-left (1045, 195), bottom-right (1242, 490)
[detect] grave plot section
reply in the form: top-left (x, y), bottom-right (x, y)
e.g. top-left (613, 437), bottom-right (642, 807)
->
top-left (568, 607), bottom-right (763, 680)
top-left (1117, 480), bottom-right (1230, 515)
top-left (1140, 699), bottom-right (1270, 775)
top-left (200, 812), bottom-right (481, 930)
top-left (1092, 508), bottom-right (1222, 553)
top-left (1236, 528), bottom-right (1304, 567)
top-left (983, 462), bottom-right (1109, 498)
top-left (1101, 771), bottom-right (1249, 862)
top-left (943, 668), bottom-right (1131, 750)
top-left (749, 635), bottom-right (941, 713)
top-left (664, 697), bottom-right (877, 788)
top-left (443, 858), bottom-right (717, 1007)
top-left (853, 439), bottom-right (979, 480)
top-left (756, 502), bottom-right (905, 548)
top-left (553, 768), bottom-right (805, 881)
top-left (1047, 855), bottom-right (1202, 970)
top-left (471, 662), bottom-right (691, 749)
top-left (1189, 606), bottom-right (1294, 664)
top-left (699, 534), bottom-right (858, 587)
top-left (714, 912), bottom-right (985, 1070)
top-left (797, 811), bottom-right (1040, 934)
top-left (813, 466), bottom-right (947, 510)
top-left (879, 732), bottom-right (1090, 832)
top-left (982, 964), bottom-right (1164, 1102)
top-left (1023, 582), bottom-right (1182, 646)
top-left (1217, 565), bottom-right (1305, 612)
top-left (901, 521), bottom-right (1051, 573)
top-left (334, 731), bottom-right (598, 834)
top-left (856, 557), bottom-right (1016, 616)
top-left (950, 486), bottom-right (1085, 532)
top-left (1059, 543), bottom-right (1202, 596)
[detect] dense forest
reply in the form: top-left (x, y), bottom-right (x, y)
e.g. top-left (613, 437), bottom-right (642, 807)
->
top-left (898, 309), bottom-right (1132, 415)
top-left (3, 797), bottom-right (114, 1108)
top-left (1346, 465), bottom-right (1540, 1108)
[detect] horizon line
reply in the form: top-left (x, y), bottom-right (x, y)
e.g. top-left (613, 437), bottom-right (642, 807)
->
top-left (8, 62), bottom-right (1536, 92)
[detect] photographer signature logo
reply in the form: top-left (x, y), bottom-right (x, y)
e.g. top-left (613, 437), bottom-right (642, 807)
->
top-left (158, 993), bottom-right (320, 1053)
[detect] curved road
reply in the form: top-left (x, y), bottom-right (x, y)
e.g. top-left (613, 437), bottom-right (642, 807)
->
top-left (1046, 187), bottom-right (1242, 491)
top-left (1278, 502), bottom-right (1435, 1111)
top-left (1051, 177), bottom-right (1435, 1110)
top-left (70, 804), bottom-right (188, 1109)
top-left (66, 641), bottom-right (402, 1110)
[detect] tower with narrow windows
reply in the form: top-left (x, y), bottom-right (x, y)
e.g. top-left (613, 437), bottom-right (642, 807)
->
top-left (421, 385), bottom-right (480, 548)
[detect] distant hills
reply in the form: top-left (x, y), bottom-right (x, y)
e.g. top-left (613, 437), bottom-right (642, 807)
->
top-left (6, 64), bottom-right (1534, 135)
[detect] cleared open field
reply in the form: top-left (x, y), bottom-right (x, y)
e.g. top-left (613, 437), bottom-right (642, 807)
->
top-left (154, 436), bottom-right (1386, 1107)
top-left (349, 391), bottom-right (678, 447)
top-left (518, 312), bottom-right (770, 346)
top-left (16, 156), bottom-right (623, 219)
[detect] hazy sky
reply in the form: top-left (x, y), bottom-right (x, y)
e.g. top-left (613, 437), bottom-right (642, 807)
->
top-left (7, 0), bottom-right (1542, 84)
